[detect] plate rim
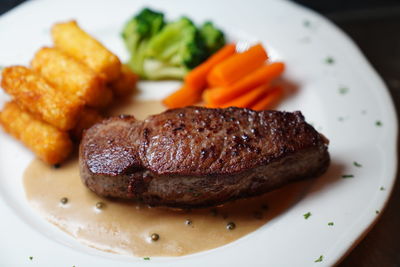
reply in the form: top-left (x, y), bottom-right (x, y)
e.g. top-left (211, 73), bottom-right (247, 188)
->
top-left (0, 0), bottom-right (398, 266)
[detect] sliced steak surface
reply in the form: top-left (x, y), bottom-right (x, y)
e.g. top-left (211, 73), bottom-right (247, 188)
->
top-left (80, 107), bottom-right (330, 208)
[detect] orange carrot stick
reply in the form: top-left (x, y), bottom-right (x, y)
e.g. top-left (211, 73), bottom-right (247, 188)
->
top-left (207, 43), bottom-right (268, 87)
top-left (163, 85), bottom-right (201, 108)
top-left (185, 43), bottom-right (236, 91)
top-left (220, 83), bottom-right (271, 108)
top-left (202, 88), bottom-right (216, 107)
top-left (251, 86), bottom-right (284, 110)
top-left (206, 62), bottom-right (285, 105)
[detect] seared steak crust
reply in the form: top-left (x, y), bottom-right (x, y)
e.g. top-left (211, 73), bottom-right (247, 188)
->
top-left (80, 107), bottom-right (330, 208)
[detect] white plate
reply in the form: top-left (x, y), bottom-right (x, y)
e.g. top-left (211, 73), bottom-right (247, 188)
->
top-left (0, 0), bottom-right (398, 266)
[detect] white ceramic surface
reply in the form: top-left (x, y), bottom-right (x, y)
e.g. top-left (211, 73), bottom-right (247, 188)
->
top-left (0, 0), bottom-right (397, 266)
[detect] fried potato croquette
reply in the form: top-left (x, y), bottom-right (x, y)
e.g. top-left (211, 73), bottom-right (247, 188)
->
top-left (1, 66), bottom-right (84, 130)
top-left (31, 47), bottom-right (110, 108)
top-left (52, 21), bottom-right (121, 82)
top-left (0, 102), bottom-right (73, 164)
top-left (70, 107), bottom-right (103, 140)
top-left (109, 64), bottom-right (138, 97)
top-left (95, 86), bottom-right (114, 108)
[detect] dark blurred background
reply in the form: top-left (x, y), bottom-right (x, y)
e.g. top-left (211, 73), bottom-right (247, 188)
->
top-left (1, 0), bottom-right (399, 266)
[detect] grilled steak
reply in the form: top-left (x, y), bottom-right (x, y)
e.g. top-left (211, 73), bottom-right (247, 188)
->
top-left (80, 107), bottom-right (330, 208)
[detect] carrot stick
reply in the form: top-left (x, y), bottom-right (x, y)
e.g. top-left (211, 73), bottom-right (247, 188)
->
top-left (163, 85), bottom-right (201, 108)
top-left (185, 43), bottom-right (236, 91)
top-left (202, 88), bottom-right (216, 106)
top-left (207, 43), bottom-right (268, 87)
top-left (206, 62), bottom-right (285, 105)
top-left (251, 86), bottom-right (284, 110)
top-left (220, 83), bottom-right (271, 108)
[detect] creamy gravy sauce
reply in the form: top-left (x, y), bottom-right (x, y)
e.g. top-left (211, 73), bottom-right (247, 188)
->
top-left (24, 100), bottom-right (307, 257)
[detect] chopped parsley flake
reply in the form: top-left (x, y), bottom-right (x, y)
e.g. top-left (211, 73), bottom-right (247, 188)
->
top-left (314, 255), bottom-right (323, 263)
top-left (325, 57), bottom-right (334, 64)
top-left (380, 186), bottom-right (385, 191)
top-left (353, 161), bottom-right (362, 167)
top-left (376, 210), bottom-right (380, 214)
top-left (339, 87), bottom-right (349, 95)
top-left (328, 222), bottom-right (334, 226)
top-left (303, 212), bottom-right (311, 219)
top-left (376, 120), bottom-right (382, 127)
top-left (29, 256), bottom-right (33, 260)
top-left (143, 257), bottom-right (150, 260)
top-left (342, 174), bottom-right (354, 179)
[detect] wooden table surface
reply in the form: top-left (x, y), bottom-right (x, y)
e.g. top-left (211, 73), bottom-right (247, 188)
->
top-left (1, 1), bottom-right (399, 266)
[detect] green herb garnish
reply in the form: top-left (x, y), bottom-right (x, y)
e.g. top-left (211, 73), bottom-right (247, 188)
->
top-left (376, 210), bottom-right (380, 214)
top-left (314, 255), bottom-right (323, 263)
top-left (29, 256), bottom-right (33, 260)
top-left (380, 186), bottom-right (385, 191)
top-left (353, 161), bottom-right (362, 167)
top-left (325, 57), bottom-right (334, 64)
top-left (342, 174), bottom-right (354, 179)
top-left (339, 87), bottom-right (348, 95)
top-left (328, 222), bottom-right (334, 226)
top-left (303, 212), bottom-right (311, 219)
top-left (143, 257), bottom-right (150, 260)
top-left (375, 120), bottom-right (382, 127)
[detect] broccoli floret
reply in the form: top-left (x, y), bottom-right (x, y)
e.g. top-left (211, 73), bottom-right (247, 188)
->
top-left (122, 8), bottom-right (226, 80)
top-left (199, 21), bottom-right (226, 56)
top-left (142, 17), bottom-right (207, 79)
top-left (121, 8), bottom-right (165, 77)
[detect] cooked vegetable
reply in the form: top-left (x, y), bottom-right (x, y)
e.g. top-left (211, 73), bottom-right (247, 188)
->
top-left (122, 8), bottom-right (226, 80)
top-left (52, 20), bottom-right (121, 82)
top-left (162, 85), bottom-right (201, 108)
top-left (124, 16), bottom-right (206, 79)
top-left (1, 66), bottom-right (84, 130)
top-left (0, 101), bottom-right (73, 164)
top-left (185, 43), bottom-right (236, 92)
top-left (122, 8), bottom-right (165, 78)
top-left (163, 44), bottom-right (236, 108)
top-left (204, 62), bottom-right (285, 105)
top-left (251, 86), bottom-right (284, 110)
top-left (95, 86), bottom-right (114, 108)
top-left (109, 65), bottom-right (138, 97)
top-left (31, 47), bottom-right (110, 107)
top-left (144, 17), bottom-right (208, 79)
top-left (207, 43), bottom-right (268, 87)
top-left (199, 21), bottom-right (226, 55)
top-left (219, 83), bottom-right (271, 108)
